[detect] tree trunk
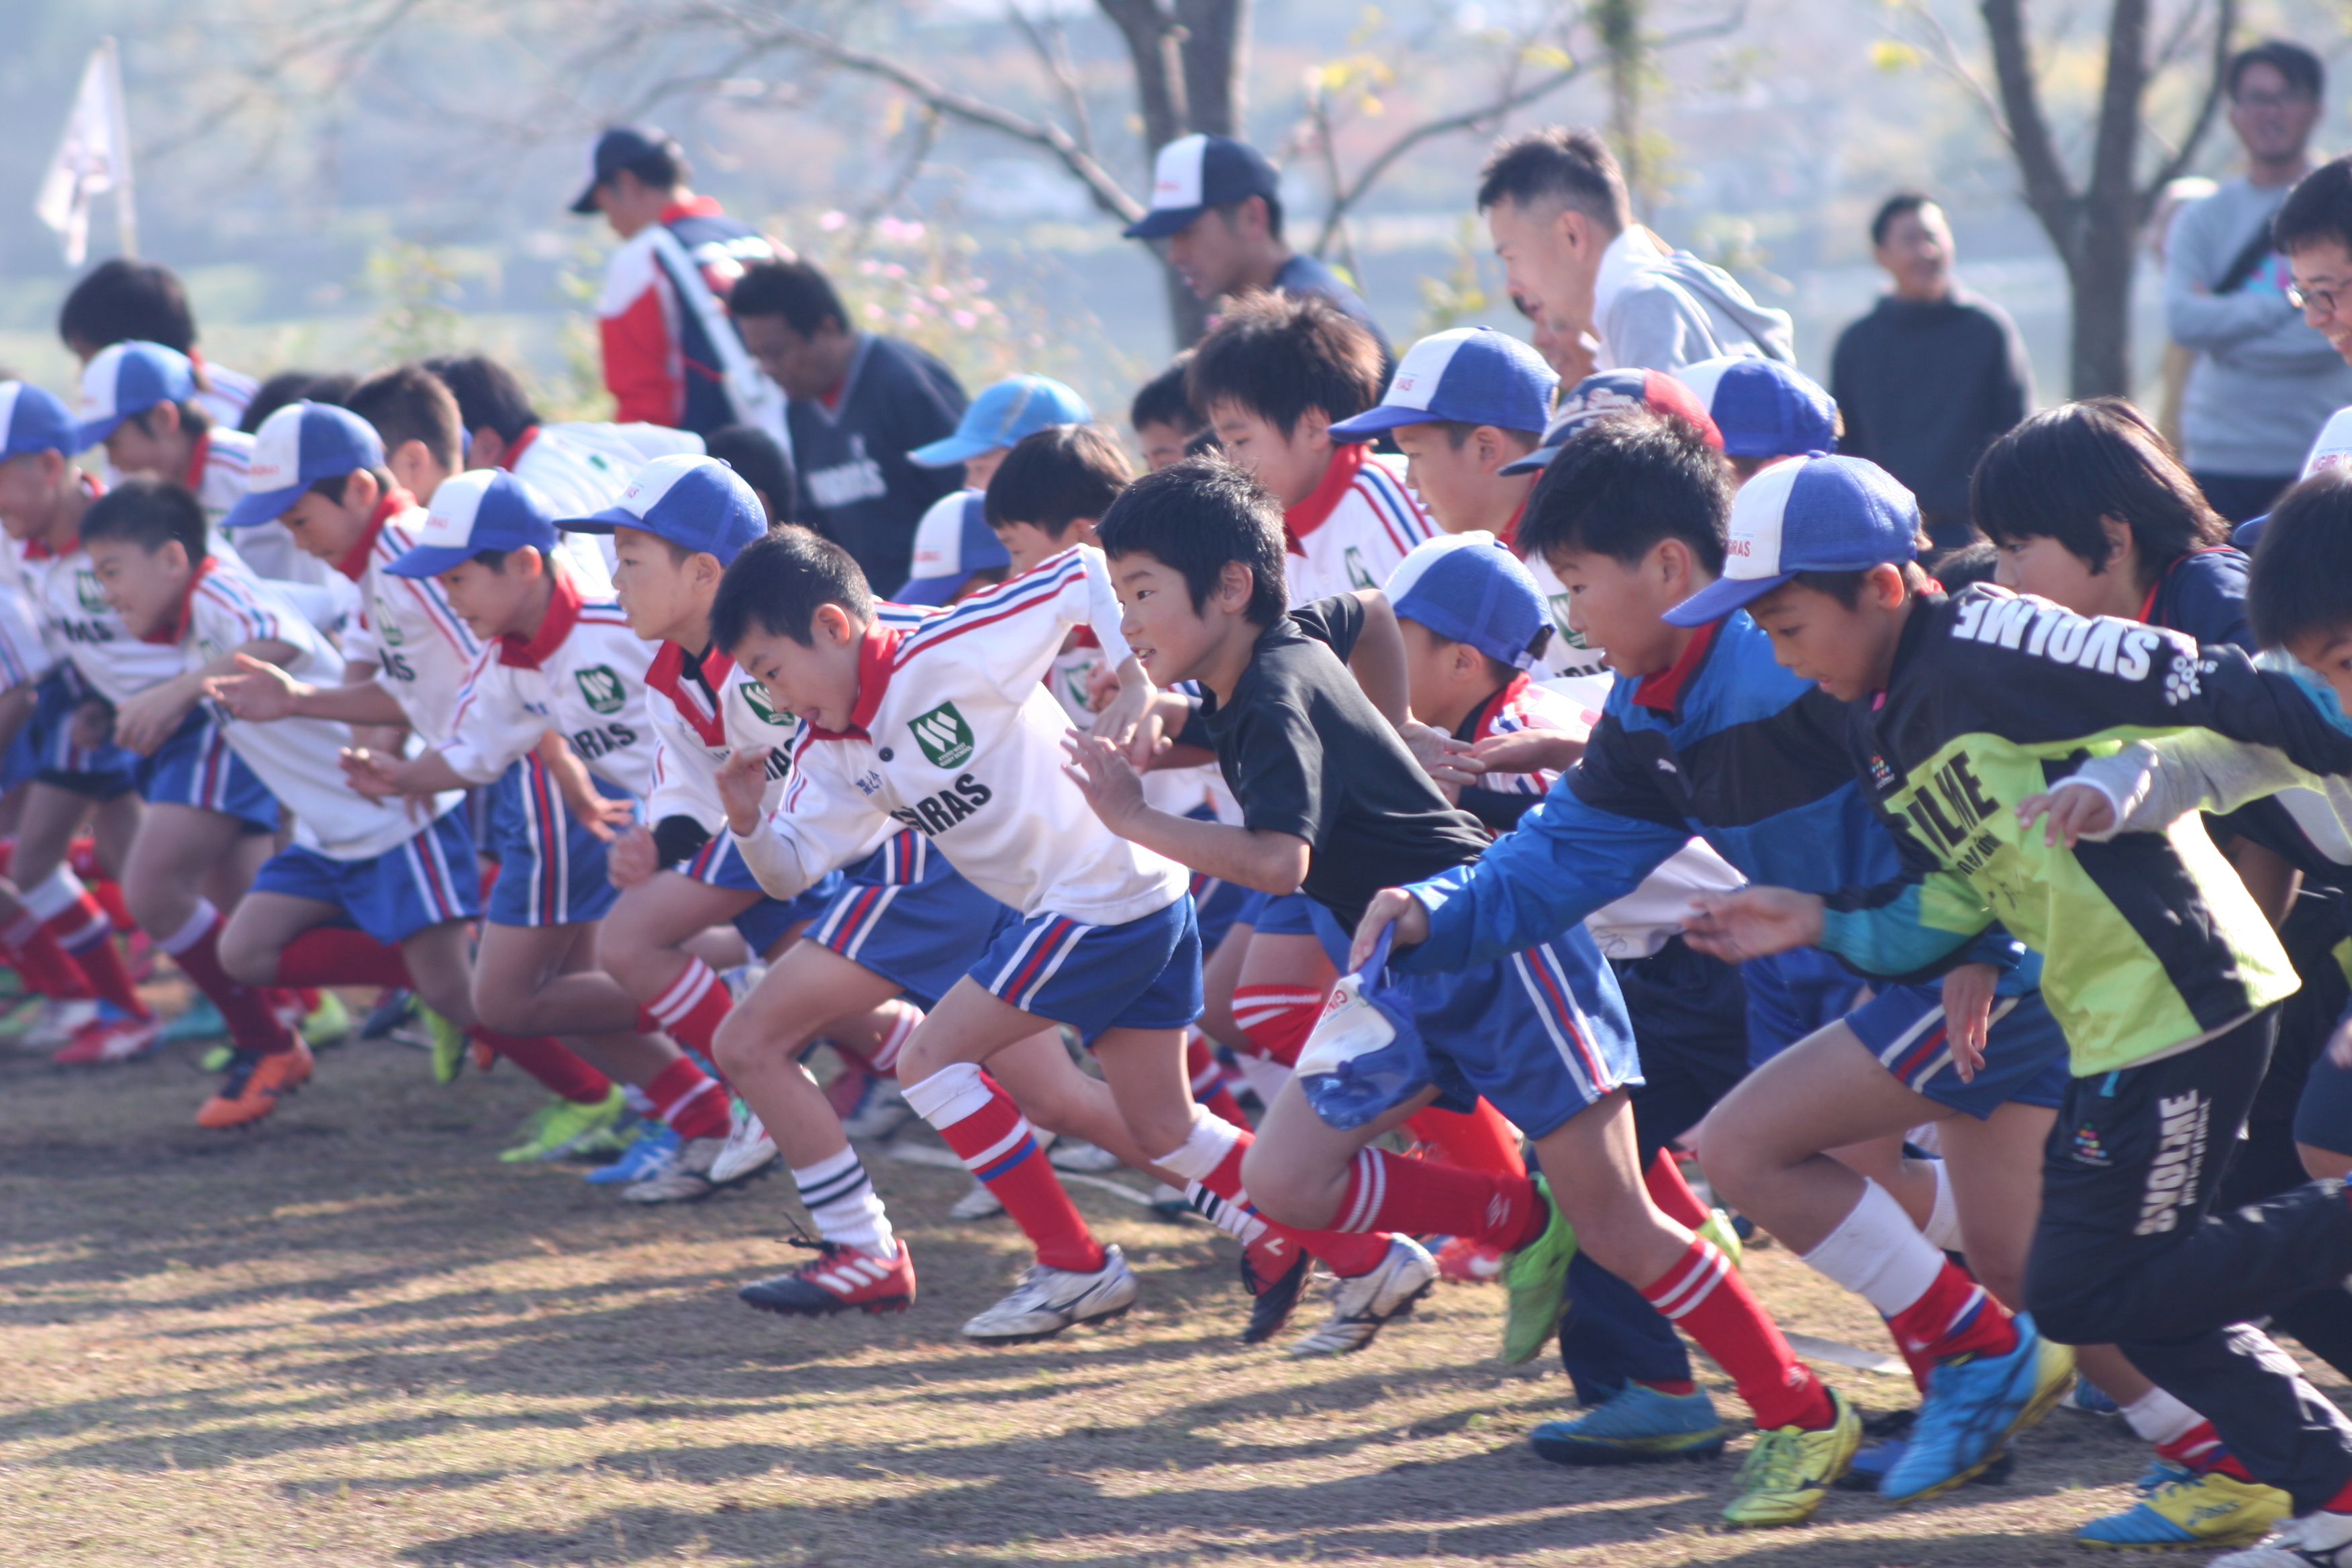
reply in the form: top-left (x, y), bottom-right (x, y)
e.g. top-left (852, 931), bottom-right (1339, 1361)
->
top-left (1597, 0), bottom-right (1646, 215)
top-left (1101, 0), bottom-right (1244, 349)
top-left (2067, 254), bottom-right (2134, 399)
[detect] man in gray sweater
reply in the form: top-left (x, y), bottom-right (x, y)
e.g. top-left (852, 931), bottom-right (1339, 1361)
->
top-left (2167, 40), bottom-right (2352, 522)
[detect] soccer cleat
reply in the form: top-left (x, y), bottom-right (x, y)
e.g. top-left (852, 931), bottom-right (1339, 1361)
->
top-left (1146, 1182), bottom-right (1193, 1223)
top-left (359, 987), bottom-right (415, 1040)
top-left (2067, 1375), bottom-right (2122, 1416)
top-left (195, 1041), bottom-right (315, 1128)
top-left (417, 1001), bottom-right (468, 1085)
top-left (1697, 1206), bottom-right (1745, 1271)
top-left (2206, 1509), bottom-right (2352, 1567)
top-left (619, 1134), bottom-right (728, 1203)
top-left (497, 1086), bottom-right (627, 1164)
top-left (1839, 1436), bottom-right (2013, 1492)
top-left (585, 1122), bottom-right (677, 1185)
top-left (160, 996), bottom-right (226, 1043)
top-left (0, 993), bottom-right (49, 1044)
top-left (1530, 1383), bottom-right (1729, 1465)
top-left (1286, 1236), bottom-right (1437, 1357)
top-left (1047, 1139), bottom-right (1121, 1173)
top-left (1434, 1235), bottom-right (1505, 1283)
top-left (949, 1179), bottom-right (1006, 1220)
top-left (2135, 1457), bottom-right (2196, 1495)
top-left (739, 1238), bottom-right (916, 1316)
top-left (839, 1076), bottom-right (916, 1142)
top-left (51, 1012), bottom-right (162, 1065)
top-left (7, 997), bottom-right (99, 1049)
top-left (961, 1244), bottom-right (1138, 1343)
top-left (1879, 1312), bottom-right (2074, 1504)
top-left (2076, 1471), bottom-right (2292, 1551)
top-left (299, 989), bottom-right (352, 1048)
top-left (1500, 1176), bottom-right (1577, 1365)
top-left (1239, 1236), bottom-right (1312, 1344)
top-left (708, 1101), bottom-right (780, 1186)
top-left (1722, 1385), bottom-right (1862, 1528)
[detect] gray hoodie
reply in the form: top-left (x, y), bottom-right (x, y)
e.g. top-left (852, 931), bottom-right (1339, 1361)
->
top-left (1595, 227), bottom-right (1796, 374)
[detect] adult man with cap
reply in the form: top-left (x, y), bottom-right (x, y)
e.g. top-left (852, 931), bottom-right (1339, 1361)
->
top-left (571, 125), bottom-right (789, 440)
top-left (1676, 355), bottom-right (1842, 483)
top-left (1124, 134), bottom-right (1388, 354)
top-left (896, 374), bottom-right (1092, 603)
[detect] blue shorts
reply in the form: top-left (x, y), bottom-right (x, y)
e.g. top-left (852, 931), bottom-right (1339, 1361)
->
top-left (1844, 981), bottom-right (2072, 1117)
top-left (813, 833), bottom-right (1006, 1008)
top-left (251, 808), bottom-right (481, 945)
top-left (976, 894), bottom-right (1202, 1041)
top-left (1743, 946), bottom-right (1868, 1067)
top-left (1234, 887), bottom-right (1319, 937)
top-left (677, 831), bottom-right (842, 956)
top-left (1192, 874), bottom-right (1253, 951)
top-left (1, 721), bottom-right (36, 791)
top-left (136, 707), bottom-right (277, 831)
top-left (28, 669), bottom-right (135, 795)
top-left (2295, 1028), bottom-right (2352, 1158)
top-left (483, 756), bottom-right (638, 928)
top-left (1310, 902), bottom-right (1643, 1140)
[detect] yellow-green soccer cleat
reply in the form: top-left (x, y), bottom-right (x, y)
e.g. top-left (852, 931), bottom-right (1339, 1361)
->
top-left (299, 989), bottom-right (352, 1047)
top-left (498, 1086), bottom-right (627, 1163)
top-left (416, 1001), bottom-right (469, 1086)
top-left (1722, 1386), bottom-right (1862, 1528)
top-left (2076, 1470), bottom-right (2292, 1551)
top-left (1697, 1206), bottom-right (1744, 1271)
top-left (1499, 1175), bottom-right (1577, 1365)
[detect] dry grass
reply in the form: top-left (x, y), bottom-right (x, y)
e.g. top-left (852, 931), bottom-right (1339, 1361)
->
top-left (1, 1009), bottom-right (2322, 1567)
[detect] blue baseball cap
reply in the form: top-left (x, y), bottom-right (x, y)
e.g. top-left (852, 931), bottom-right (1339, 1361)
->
top-left (385, 469), bottom-right (559, 579)
top-left (570, 124), bottom-right (675, 215)
top-left (1326, 328), bottom-right (1558, 442)
top-left (1123, 134), bottom-right (1281, 240)
top-left (1675, 356), bottom-right (1838, 460)
top-left (1663, 453), bottom-right (1922, 627)
top-left (223, 403), bottom-right (387, 530)
top-left (77, 341), bottom-right (195, 448)
top-left (895, 491), bottom-right (1010, 605)
top-left (1384, 532), bottom-right (1554, 671)
top-left (565, 452), bottom-right (767, 564)
top-left (908, 376), bottom-right (1091, 469)
top-left (1500, 369), bottom-right (1724, 476)
top-left (0, 383), bottom-right (79, 460)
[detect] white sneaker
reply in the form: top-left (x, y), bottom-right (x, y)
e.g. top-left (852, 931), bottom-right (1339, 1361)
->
top-left (949, 1179), bottom-right (1006, 1220)
top-left (840, 1077), bottom-right (915, 1141)
top-left (25, 997), bottom-right (101, 1049)
top-left (708, 1101), bottom-right (779, 1186)
top-left (2210, 1511), bottom-right (2352, 1567)
top-left (961, 1244), bottom-right (1138, 1342)
top-left (620, 1136), bottom-right (726, 1204)
top-left (1285, 1236), bottom-right (1437, 1358)
top-left (1048, 1139), bottom-right (1122, 1173)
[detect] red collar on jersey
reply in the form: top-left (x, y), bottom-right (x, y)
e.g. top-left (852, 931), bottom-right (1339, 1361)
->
top-left (805, 620), bottom-right (901, 742)
top-left (1497, 497), bottom-right (1528, 552)
top-left (144, 556), bottom-right (221, 646)
top-left (497, 565), bottom-right (584, 670)
top-left (647, 640), bottom-right (735, 746)
top-left (26, 473), bottom-right (105, 561)
top-left (1282, 440), bottom-right (1369, 550)
top-left (658, 195), bottom-right (725, 224)
top-left (496, 426), bottom-right (540, 471)
top-left (1455, 671), bottom-right (1534, 743)
top-left (182, 431), bottom-right (211, 492)
top-left (334, 487), bottom-right (418, 583)
top-left (1634, 615), bottom-right (1722, 715)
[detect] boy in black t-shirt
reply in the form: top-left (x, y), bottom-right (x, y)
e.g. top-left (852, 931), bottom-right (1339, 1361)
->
top-left (1065, 456), bottom-right (1857, 1529)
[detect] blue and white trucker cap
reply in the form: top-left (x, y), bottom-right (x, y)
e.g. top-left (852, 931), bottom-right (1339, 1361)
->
top-left (385, 469), bottom-right (560, 579)
top-left (1326, 328), bottom-right (1557, 442)
top-left (1663, 453), bottom-right (1922, 626)
top-left (223, 403), bottom-right (387, 530)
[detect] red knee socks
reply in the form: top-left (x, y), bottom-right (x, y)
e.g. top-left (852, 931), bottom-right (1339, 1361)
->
top-left (1404, 1100), bottom-right (1525, 1179)
top-left (477, 1030), bottom-right (612, 1106)
top-left (1645, 1148), bottom-right (1712, 1229)
top-left (158, 902), bottom-right (295, 1055)
top-left (642, 1054), bottom-right (730, 1140)
top-left (1, 910), bottom-right (95, 1001)
top-left (1231, 982), bottom-right (1324, 1067)
top-left (901, 1062), bottom-right (1104, 1274)
top-left (1185, 1032), bottom-right (1251, 1130)
top-left (278, 928), bottom-right (414, 990)
top-left (1331, 1145), bottom-right (1547, 1248)
top-left (1152, 1106), bottom-right (1394, 1275)
top-left (646, 957), bottom-right (733, 1057)
top-left (1642, 1236), bottom-right (1836, 1430)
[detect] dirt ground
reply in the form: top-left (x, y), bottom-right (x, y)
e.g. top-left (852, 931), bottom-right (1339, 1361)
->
top-left (3, 1005), bottom-right (2337, 1568)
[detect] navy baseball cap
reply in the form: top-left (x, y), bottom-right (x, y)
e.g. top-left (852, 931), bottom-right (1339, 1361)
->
top-left (0, 383), bottom-right (79, 459)
top-left (570, 125), bottom-right (673, 215)
top-left (1663, 453), bottom-right (1922, 626)
top-left (565, 452), bottom-right (767, 564)
top-left (1326, 328), bottom-right (1558, 442)
top-left (1500, 369), bottom-right (1724, 476)
top-left (1124, 134), bottom-right (1281, 240)
top-left (895, 491), bottom-right (1010, 605)
top-left (386, 469), bottom-right (560, 578)
top-left (908, 376), bottom-right (1091, 468)
top-left (224, 403), bottom-right (388, 530)
top-left (1675, 356), bottom-right (1839, 460)
top-left (1385, 532), bottom-right (1553, 671)
top-left (77, 341), bottom-right (195, 448)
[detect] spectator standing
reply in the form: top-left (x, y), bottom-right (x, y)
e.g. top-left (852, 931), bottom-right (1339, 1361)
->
top-left (2165, 41), bottom-right (2352, 522)
top-left (726, 258), bottom-right (968, 589)
top-left (1830, 193), bottom-right (2033, 549)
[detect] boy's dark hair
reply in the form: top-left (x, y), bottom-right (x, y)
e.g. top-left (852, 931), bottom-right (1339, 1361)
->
top-left (422, 354), bottom-right (538, 442)
top-left (1095, 454), bottom-right (1287, 626)
top-left (1186, 291), bottom-right (1385, 438)
top-left (1475, 128), bottom-right (1631, 230)
top-left (1183, 426), bottom-right (1223, 458)
top-left (2229, 39), bottom-right (2323, 101)
top-left (1516, 409), bottom-right (1731, 575)
top-left (1926, 538), bottom-right (2000, 591)
top-left (307, 466), bottom-right (399, 504)
top-left (1870, 191), bottom-right (1934, 248)
top-left (240, 371), bottom-right (354, 434)
top-left (58, 260), bottom-right (197, 354)
top-left (130, 399), bottom-right (211, 442)
top-left (1434, 420), bottom-right (1542, 451)
top-left (1971, 398), bottom-right (2227, 582)
top-left (1130, 355), bottom-right (1202, 434)
top-left (2273, 155), bottom-right (2352, 258)
top-left (985, 424), bottom-right (1131, 537)
top-left (729, 260), bottom-right (848, 337)
top-left (703, 425), bottom-right (797, 523)
top-left (346, 364), bottom-right (463, 471)
top-left (710, 526), bottom-right (875, 652)
top-left (1780, 558), bottom-right (1935, 609)
top-left (2249, 466), bottom-right (2352, 650)
top-left (79, 477), bottom-right (207, 562)
top-left (614, 133), bottom-right (689, 193)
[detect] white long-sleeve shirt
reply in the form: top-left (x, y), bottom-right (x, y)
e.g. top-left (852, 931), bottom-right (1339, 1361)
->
top-left (730, 546), bottom-right (1188, 925)
top-left (332, 493), bottom-right (484, 748)
top-left (438, 567), bottom-right (656, 797)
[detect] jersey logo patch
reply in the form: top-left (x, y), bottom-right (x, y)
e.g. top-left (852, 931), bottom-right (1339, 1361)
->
top-left (739, 681), bottom-right (793, 726)
top-left (576, 665), bottom-right (628, 715)
top-left (77, 571), bottom-right (107, 613)
top-left (1344, 546), bottom-right (1375, 590)
top-left (909, 701), bottom-right (975, 769)
top-left (375, 597), bottom-right (405, 645)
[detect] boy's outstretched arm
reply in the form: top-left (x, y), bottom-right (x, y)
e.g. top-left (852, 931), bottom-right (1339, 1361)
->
top-left (2018, 733), bottom-right (2339, 848)
top-left (1062, 730), bottom-right (1310, 892)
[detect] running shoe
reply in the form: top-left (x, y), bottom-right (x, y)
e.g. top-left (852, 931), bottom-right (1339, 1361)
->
top-left (1878, 1312), bottom-right (2074, 1504)
top-left (195, 1040), bottom-right (315, 1128)
top-left (1048, 1140), bottom-right (1121, 1173)
top-left (2067, 1375), bottom-right (2122, 1416)
top-left (1285, 1236), bottom-right (1436, 1357)
top-left (585, 1122), bottom-right (677, 1185)
top-left (961, 1244), bottom-right (1137, 1343)
top-left (1239, 1236), bottom-right (1311, 1344)
top-left (51, 1012), bottom-right (162, 1065)
top-left (1434, 1236), bottom-right (1505, 1283)
top-left (160, 996), bottom-right (226, 1044)
top-left (948, 1179), bottom-right (1005, 1220)
top-left (2077, 1470), bottom-right (2290, 1551)
top-left (360, 987), bottom-right (415, 1040)
top-left (8, 997), bottom-right (99, 1050)
top-left (1530, 1383), bottom-right (1728, 1465)
top-left (0, 993), bottom-right (52, 1044)
top-left (839, 1076), bottom-right (916, 1142)
top-left (497, 1086), bottom-right (627, 1164)
top-left (1721, 1386), bottom-right (1861, 1528)
top-left (1499, 1176), bottom-right (1575, 1365)
top-left (739, 1238), bottom-right (916, 1316)
top-left (1147, 1181), bottom-right (1193, 1222)
top-left (2208, 1509), bottom-right (2352, 1567)
top-left (620, 1134), bottom-right (727, 1203)
top-left (299, 990), bottom-right (352, 1048)
top-left (417, 1001), bottom-right (467, 1086)
top-left (707, 1101), bottom-right (780, 1186)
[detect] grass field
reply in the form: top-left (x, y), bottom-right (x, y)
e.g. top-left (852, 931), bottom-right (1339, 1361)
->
top-left (1, 1002), bottom-right (2326, 1567)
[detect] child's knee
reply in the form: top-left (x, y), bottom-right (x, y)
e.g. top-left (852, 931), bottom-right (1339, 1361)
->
top-left (215, 922), bottom-right (277, 988)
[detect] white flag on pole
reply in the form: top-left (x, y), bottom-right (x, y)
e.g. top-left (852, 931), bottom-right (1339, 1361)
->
top-left (36, 39), bottom-right (136, 266)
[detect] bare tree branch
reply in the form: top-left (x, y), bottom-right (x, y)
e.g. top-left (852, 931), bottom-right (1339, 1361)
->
top-left (2143, 0), bottom-right (2237, 208)
top-left (1979, 0), bottom-right (2083, 263)
top-left (1011, 3), bottom-right (1099, 161)
top-left (1095, 0), bottom-right (1187, 150)
top-left (1895, 0), bottom-right (2014, 149)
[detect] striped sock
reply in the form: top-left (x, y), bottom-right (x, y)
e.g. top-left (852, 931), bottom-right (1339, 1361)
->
top-left (1332, 1144), bottom-right (1543, 1248)
top-left (643, 1054), bottom-right (730, 1139)
top-left (1403, 1099), bottom-right (1525, 1179)
top-left (902, 1061), bottom-right (1102, 1273)
top-left (1230, 982), bottom-right (1324, 1067)
top-left (158, 901), bottom-right (296, 1055)
top-left (1185, 1031), bottom-right (1251, 1130)
top-left (793, 1147), bottom-right (895, 1258)
top-left (647, 958), bottom-right (733, 1057)
top-left (1643, 1236), bottom-right (1833, 1431)
top-left (1155, 1108), bottom-right (1393, 1276)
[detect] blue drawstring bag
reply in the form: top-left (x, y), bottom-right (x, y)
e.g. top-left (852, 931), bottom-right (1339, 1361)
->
top-left (1295, 928), bottom-right (1432, 1130)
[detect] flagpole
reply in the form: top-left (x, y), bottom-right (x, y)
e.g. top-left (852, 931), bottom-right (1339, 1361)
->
top-left (102, 38), bottom-right (137, 259)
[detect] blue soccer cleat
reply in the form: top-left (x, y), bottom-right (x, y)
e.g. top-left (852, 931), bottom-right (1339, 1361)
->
top-left (1879, 1312), bottom-right (2074, 1504)
top-left (1528, 1382), bottom-right (1728, 1465)
top-left (585, 1122), bottom-right (677, 1185)
top-left (2075, 1470), bottom-right (2290, 1551)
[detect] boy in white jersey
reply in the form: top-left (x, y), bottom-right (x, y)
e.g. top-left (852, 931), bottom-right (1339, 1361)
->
top-left (422, 352), bottom-right (703, 520)
top-left (710, 531), bottom-right (1436, 1346)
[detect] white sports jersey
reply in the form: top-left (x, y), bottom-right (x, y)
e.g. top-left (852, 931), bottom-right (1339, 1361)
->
top-left (506, 422), bottom-right (705, 520)
top-left (192, 360), bottom-right (258, 430)
top-left (171, 555), bottom-right (462, 861)
top-left (1283, 444), bottom-right (1435, 605)
top-left (438, 566), bottom-right (656, 797)
top-left (183, 427), bottom-right (336, 599)
top-left (332, 493), bottom-right (485, 747)
top-left (644, 640), bottom-right (803, 828)
top-left (25, 530), bottom-right (185, 707)
top-left (0, 548), bottom-right (55, 696)
top-left (732, 546), bottom-right (1188, 925)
